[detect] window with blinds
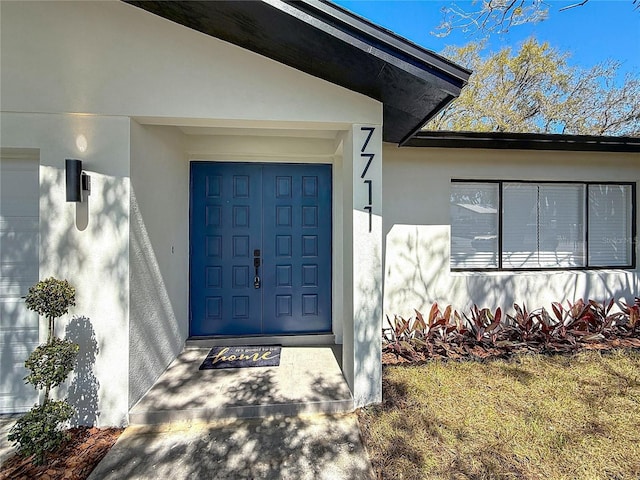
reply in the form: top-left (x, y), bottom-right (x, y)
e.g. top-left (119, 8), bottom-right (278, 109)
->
top-left (450, 182), bottom-right (499, 269)
top-left (451, 180), bottom-right (635, 271)
top-left (588, 184), bottom-right (633, 267)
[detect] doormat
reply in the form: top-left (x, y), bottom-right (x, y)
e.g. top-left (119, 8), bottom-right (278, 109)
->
top-left (199, 346), bottom-right (281, 370)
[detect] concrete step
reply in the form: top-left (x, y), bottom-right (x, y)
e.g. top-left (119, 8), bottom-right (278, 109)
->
top-left (129, 346), bottom-right (352, 425)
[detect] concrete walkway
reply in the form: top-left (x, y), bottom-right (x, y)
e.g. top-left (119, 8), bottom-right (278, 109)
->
top-left (3, 347), bottom-right (374, 479)
top-left (88, 413), bottom-right (374, 480)
top-left (129, 346), bottom-right (353, 425)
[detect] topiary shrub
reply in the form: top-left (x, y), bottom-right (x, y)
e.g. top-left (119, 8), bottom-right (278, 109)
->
top-left (8, 277), bottom-right (79, 465)
top-left (23, 277), bottom-right (76, 343)
top-left (25, 337), bottom-right (79, 402)
top-left (7, 401), bottom-right (74, 464)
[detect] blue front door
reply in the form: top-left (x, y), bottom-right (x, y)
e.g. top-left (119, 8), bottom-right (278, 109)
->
top-left (190, 162), bottom-right (332, 336)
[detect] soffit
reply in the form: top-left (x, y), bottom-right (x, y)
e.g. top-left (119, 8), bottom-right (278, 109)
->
top-left (179, 126), bottom-right (339, 140)
top-left (124, 0), bottom-right (470, 145)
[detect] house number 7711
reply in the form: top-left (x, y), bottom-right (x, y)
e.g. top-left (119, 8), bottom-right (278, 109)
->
top-left (360, 126), bottom-right (375, 232)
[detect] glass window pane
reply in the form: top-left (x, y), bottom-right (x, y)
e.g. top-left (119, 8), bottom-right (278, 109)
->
top-left (588, 184), bottom-right (633, 267)
top-left (502, 183), bottom-right (538, 268)
top-left (502, 183), bottom-right (585, 268)
top-left (538, 184), bottom-right (585, 268)
top-left (450, 182), bottom-right (499, 269)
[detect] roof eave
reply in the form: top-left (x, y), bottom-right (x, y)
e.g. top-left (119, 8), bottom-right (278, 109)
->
top-left (123, 0), bottom-right (470, 144)
top-left (404, 131), bottom-right (640, 153)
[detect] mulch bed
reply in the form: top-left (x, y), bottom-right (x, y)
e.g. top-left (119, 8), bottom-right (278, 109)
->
top-left (0, 427), bottom-right (123, 480)
top-left (382, 337), bottom-right (640, 365)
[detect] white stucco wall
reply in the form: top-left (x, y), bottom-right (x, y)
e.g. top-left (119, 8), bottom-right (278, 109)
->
top-left (0, 112), bottom-right (131, 427)
top-left (342, 126), bottom-right (383, 407)
top-left (1, 0), bottom-right (387, 420)
top-left (0, 0), bottom-right (380, 127)
top-left (129, 122), bottom-right (189, 409)
top-left (383, 145), bottom-right (640, 321)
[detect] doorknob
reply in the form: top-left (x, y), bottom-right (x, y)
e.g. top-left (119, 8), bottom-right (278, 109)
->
top-left (253, 250), bottom-right (261, 289)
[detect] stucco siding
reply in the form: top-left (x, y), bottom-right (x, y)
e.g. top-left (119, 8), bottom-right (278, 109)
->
top-left (1, 0), bottom-right (389, 420)
top-left (341, 126), bottom-right (383, 407)
top-left (129, 122), bottom-right (189, 409)
top-left (0, 0), bottom-right (381, 127)
top-left (0, 112), bottom-right (131, 427)
top-left (383, 145), bottom-right (640, 320)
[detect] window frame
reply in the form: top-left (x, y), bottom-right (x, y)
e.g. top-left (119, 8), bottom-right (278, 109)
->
top-left (451, 179), bottom-right (637, 272)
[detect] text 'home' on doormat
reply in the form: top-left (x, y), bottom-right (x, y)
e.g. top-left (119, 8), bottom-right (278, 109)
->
top-left (199, 346), bottom-right (282, 370)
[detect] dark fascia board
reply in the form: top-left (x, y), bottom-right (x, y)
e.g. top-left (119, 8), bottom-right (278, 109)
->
top-left (123, 0), bottom-right (470, 144)
top-left (294, 0), bottom-right (471, 84)
top-left (404, 131), bottom-right (640, 153)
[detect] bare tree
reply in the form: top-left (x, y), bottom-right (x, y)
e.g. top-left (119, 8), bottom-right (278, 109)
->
top-left (433, 0), bottom-right (639, 37)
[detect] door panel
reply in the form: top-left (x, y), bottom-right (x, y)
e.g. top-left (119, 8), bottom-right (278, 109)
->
top-left (191, 164), bottom-right (262, 336)
top-left (262, 165), bottom-right (332, 334)
top-left (190, 162), bottom-right (332, 336)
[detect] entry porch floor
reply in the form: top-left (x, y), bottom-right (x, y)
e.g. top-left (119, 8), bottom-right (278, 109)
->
top-left (129, 346), bottom-right (353, 425)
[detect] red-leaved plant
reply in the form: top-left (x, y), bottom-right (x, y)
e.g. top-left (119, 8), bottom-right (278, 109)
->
top-left (383, 297), bottom-right (640, 362)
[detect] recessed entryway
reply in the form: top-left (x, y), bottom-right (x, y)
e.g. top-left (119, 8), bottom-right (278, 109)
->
top-left (189, 162), bottom-right (332, 337)
top-left (128, 346), bottom-right (351, 425)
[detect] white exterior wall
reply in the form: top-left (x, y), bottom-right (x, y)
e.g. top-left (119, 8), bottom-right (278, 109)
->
top-left (342, 126), bottom-right (383, 407)
top-left (0, 1), bottom-right (380, 127)
top-left (0, 112), bottom-right (131, 427)
top-left (383, 145), bottom-right (640, 320)
top-left (129, 122), bottom-right (189, 409)
top-left (1, 0), bottom-right (386, 422)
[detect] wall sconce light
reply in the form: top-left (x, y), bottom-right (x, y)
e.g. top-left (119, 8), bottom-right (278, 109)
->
top-left (65, 159), bottom-right (91, 202)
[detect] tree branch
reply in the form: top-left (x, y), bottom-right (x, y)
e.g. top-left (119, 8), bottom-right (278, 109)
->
top-left (559, 0), bottom-right (590, 12)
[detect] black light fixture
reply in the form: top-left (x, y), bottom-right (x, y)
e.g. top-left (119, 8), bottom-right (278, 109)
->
top-left (65, 159), bottom-right (91, 202)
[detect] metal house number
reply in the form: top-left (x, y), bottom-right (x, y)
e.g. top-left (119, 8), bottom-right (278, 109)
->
top-left (360, 126), bottom-right (375, 232)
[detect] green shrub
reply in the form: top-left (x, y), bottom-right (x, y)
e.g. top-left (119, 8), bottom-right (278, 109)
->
top-left (9, 278), bottom-right (79, 463)
top-left (24, 277), bottom-right (75, 343)
top-left (7, 400), bottom-right (74, 465)
top-left (25, 337), bottom-right (79, 401)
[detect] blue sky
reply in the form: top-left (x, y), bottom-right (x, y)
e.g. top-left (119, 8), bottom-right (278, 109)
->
top-left (333, 0), bottom-right (640, 78)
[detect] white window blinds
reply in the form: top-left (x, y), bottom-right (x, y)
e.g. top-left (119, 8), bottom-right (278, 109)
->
top-left (588, 184), bottom-right (632, 267)
top-left (450, 180), bottom-right (633, 270)
top-left (450, 182), bottom-right (499, 269)
top-left (502, 183), bottom-right (585, 268)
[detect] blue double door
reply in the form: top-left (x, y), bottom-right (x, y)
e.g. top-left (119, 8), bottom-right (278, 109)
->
top-left (190, 162), bottom-right (332, 336)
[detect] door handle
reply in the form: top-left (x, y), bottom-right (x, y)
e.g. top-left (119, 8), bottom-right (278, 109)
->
top-left (253, 250), bottom-right (261, 289)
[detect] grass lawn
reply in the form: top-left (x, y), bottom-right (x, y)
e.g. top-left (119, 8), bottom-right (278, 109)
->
top-left (358, 350), bottom-right (640, 480)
